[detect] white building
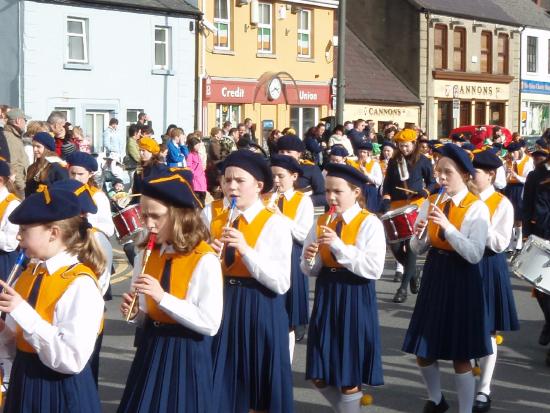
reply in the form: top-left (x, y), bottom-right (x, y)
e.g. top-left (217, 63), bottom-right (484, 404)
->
top-left (0, 0), bottom-right (200, 151)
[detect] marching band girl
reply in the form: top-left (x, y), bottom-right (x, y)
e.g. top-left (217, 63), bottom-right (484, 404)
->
top-left (0, 187), bottom-right (105, 412)
top-left (470, 150), bottom-right (519, 412)
top-left (25, 132), bottom-right (68, 196)
top-left (302, 163), bottom-right (385, 413)
top-left (210, 150), bottom-right (293, 413)
top-left (131, 137), bottom-right (164, 205)
top-left (403, 144), bottom-right (491, 413)
top-left (0, 160), bottom-right (21, 279)
top-left (118, 170), bottom-right (223, 413)
top-left (381, 129), bottom-right (436, 303)
top-left (347, 141), bottom-right (383, 212)
top-left (268, 154), bottom-right (314, 360)
top-left (378, 141), bottom-right (395, 177)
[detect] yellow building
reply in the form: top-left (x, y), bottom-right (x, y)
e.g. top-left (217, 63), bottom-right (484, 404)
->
top-left (199, 0), bottom-right (338, 143)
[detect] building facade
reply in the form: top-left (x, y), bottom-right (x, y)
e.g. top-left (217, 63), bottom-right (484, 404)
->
top-left (199, 0), bottom-right (337, 142)
top-left (0, 0), bottom-right (200, 152)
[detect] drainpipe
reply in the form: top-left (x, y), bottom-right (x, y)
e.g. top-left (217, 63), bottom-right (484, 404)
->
top-left (195, 0), bottom-right (207, 132)
top-left (18, 0), bottom-right (25, 108)
top-left (335, 0), bottom-right (346, 124)
top-left (424, 11), bottom-right (431, 136)
top-left (518, 25), bottom-right (525, 134)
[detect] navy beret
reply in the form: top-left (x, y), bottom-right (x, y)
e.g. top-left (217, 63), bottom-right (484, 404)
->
top-left (325, 163), bottom-right (368, 188)
top-left (52, 179), bottom-right (98, 214)
top-left (276, 135), bottom-right (305, 153)
top-left (451, 133), bottom-right (466, 142)
top-left (330, 145), bottom-right (349, 157)
top-left (531, 149), bottom-right (549, 159)
top-left (223, 150), bottom-right (273, 193)
top-left (0, 160), bottom-right (10, 177)
top-left (270, 154), bottom-right (303, 175)
top-left (168, 166), bottom-right (194, 184)
top-left (461, 143), bottom-right (475, 151)
top-left (33, 132), bottom-right (56, 152)
top-left (535, 138), bottom-right (548, 149)
top-left (356, 141), bottom-right (374, 151)
top-left (506, 142), bottom-right (522, 152)
top-left (437, 143), bottom-right (475, 176)
top-left (472, 150), bottom-right (503, 171)
top-left (142, 171), bottom-right (202, 208)
top-left (381, 141), bottom-right (396, 150)
top-left (9, 187), bottom-right (81, 225)
top-left (66, 152), bottom-right (99, 172)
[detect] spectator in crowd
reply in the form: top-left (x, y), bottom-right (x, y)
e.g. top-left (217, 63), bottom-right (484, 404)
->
top-left (267, 129), bottom-right (282, 155)
top-left (0, 105), bottom-right (11, 161)
top-left (328, 124), bottom-right (355, 159)
top-left (136, 112), bottom-right (152, 129)
top-left (162, 124), bottom-right (177, 143)
top-left (244, 117), bottom-right (256, 141)
top-left (347, 118), bottom-right (367, 152)
top-left (237, 122), bottom-right (247, 140)
top-left (46, 110), bottom-right (67, 156)
top-left (207, 127), bottom-right (232, 165)
top-left (222, 120), bottom-right (232, 137)
top-left (72, 126), bottom-right (91, 153)
top-left (227, 127), bottom-right (240, 151)
top-left (103, 118), bottom-right (124, 156)
top-left (3, 108), bottom-right (30, 197)
top-left (186, 136), bottom-right (207, 205)
top-left (344, 120), bottom-right (354, 131)
top-left (166, 128), bottom-right (188, 167)
top-left (304, 126), bottom-right (323, 166)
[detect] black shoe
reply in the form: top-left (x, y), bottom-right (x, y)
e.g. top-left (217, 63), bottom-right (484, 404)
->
top-left (472, 392), bottom-right (491, 412)
top-left (423, 395), bottom-right (449, 413)
top-left (539, 324), bottom-right (550, 346)
top-left (393, 271), bottom-right (403, 283)
top-left (393, 288), bottom-right (407, 303)
top-left (410, 275), bottom-right (421, 294)
top-left (294, 325), bottom-right (306, 342)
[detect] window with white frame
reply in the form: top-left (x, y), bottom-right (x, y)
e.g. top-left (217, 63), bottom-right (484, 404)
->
top-left (154, 26), bottom-right (171, 69)
top-left (290, 106), bottom-right (318, 138)
top-left (297, 9), bottom-right (311, 57)
top-left (126, 109), bottom-right (143, 127)
top-left (214, 0), bottom-right (230, 49)
top-left (85, 111), bottom-right (109, 152)
top-left (66, 17), bottom-right (89, 63)
top-left (216, 104), bottom-right (241, 127)
top-left (257, 3), bottom-right (273, 53)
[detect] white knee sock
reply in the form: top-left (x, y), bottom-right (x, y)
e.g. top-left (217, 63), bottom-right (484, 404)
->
top-left (419, 362), bottom-right (442, 404)
top-left (516, 227), bottom-right (523, 250)
top-left (315, 385), bottom-right (340, 411)
top-left (289, 331), bottom-right (295, 362)
top-left (337, 391), bottom-right (362, 413)
top-left (396, 262), bottom-right (404, 273)
top-left (477, 336), bottom-right (498, 398)
top-left (455, 371), bottom-right (475, 413)
top-left (508, 228), bottom-right (517, 251)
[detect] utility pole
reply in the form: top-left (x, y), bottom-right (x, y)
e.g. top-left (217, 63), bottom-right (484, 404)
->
top-left (335, 0), bottom-right (346, 124)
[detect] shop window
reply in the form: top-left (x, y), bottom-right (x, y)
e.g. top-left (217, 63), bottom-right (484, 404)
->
top-left (475, 102), bottom-right (486, 125)
top-left (437, 101), bottom-right (453, 138)
top-left (290, 106), bottom-right (318, 138)
top-left (459, 101), bottom-right (471, 126)
top-left (66, 17), bottom-right (89, 64)
top-left (297, 9), bottom-right (311, 58)
top-left (526, 102), bottom-right (550, 135)
top-left (434, 24), bottom-right (448, 70)
top-left (257, 3), bottom-right (273, 53)
top-left (214, 0), bottom-right (230, 49)
top-left (216, 104), bottom-right (241, 128)
top-left (85, 111), bottom-right (110, 152)
top-left (489, 102), bottom-right (505, 126)
top-left (527, 36), bottom-right (537, 73)
top-left (154, 26), bottom-right (171, 69)
top-left (497, 33), bottom-right (509, 75)
top-left (480, 31), bottom-right (492, 74)
top-left (453, 28), bottom-right (466, 71)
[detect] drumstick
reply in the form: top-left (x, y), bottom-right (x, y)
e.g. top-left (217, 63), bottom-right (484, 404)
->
top-left (396, 186), bottom-right (418, 195)
top-left (418, 187), bottom-right (446, 240)
top-left (125, 233), bottom-right (156, 322)
top-left (307, 205), bottom-right (336, 267)
top-left (218, 197), bottom-right (238, 261)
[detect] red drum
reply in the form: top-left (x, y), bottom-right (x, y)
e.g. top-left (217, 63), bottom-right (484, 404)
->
top-left (380, 205), bottom-right (419, 243)
top-left (112, 204), bottom-right (143, 242)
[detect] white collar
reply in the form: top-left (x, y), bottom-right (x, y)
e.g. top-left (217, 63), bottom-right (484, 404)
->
top-left (283, 188), bottom-right (295, 200)
top-left (341, 202), bottom-right (362, 224)
top-left (41, 250), bottom-right (79, 275)
top-left (478, 186), bottom-right (495, 202)
top-left (545, 163), bottom-right (550, 171)
top-left (443, 186), bottom-right (469, 206)
top-left (0, 186), bottom-right (10, 203)
top-left (238, 198), bottom-right (265, 224)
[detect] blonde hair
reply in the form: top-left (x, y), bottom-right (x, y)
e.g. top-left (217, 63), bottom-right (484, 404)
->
top-left (25, 121), bottom-right (51, 137)
top-left (72, 126), bottom-right (84, 139)
top-left (46, 216), bottom-right (106, 276)
top-left (26, 147), bottom-right (59, 184)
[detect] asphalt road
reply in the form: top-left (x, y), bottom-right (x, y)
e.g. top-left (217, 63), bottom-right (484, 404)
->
top-left (98, 243), bottom-right (550, 412)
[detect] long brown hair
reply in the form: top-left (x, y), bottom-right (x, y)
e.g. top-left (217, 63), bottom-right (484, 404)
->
top-left (26, 148), bottom-right (58, 184)
top-left (46, 216), bottom-right (106, 276)
top-left (392, 140), bottom-right (423, 166)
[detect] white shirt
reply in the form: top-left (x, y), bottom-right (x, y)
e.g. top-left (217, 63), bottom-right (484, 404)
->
top-left (200, 197), bottom-right (230, 227)
top-left (300, 203), bottom-right (386, 280)
top-left (0, 187), bottom-right (20, 252)
top-left (363, 159), bottom-right (383, 186)
top-left (0, 251), bottom-right (103, 375)
top-left (94, 231), bottom-right (113, 296)
top-left (410, 187), bottom-right (489, 264)
top-left (512, 155), bottom-right (535, 184)
top-left (279, 189), bottom-right (314, 244)
top-left (133, 244), bottom-right (223, 337)
top-left (88, 190), bottom-right (115, 237)
top-left (230, 199), bottom-right (292, 294)
top-left (478, 186), bottom-right (514, 253)
top-left (494, 166), bottom-right (507, 190)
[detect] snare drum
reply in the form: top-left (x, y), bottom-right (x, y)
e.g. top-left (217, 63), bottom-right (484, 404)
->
top-left (380, 205), bottom-right (419, 243)
top-left (112, 204), bottom-right (143, 242)
top-left (511, 235), bottom-right (550, 294)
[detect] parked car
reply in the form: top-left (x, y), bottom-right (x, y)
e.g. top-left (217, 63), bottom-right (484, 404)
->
top-left (449, 125), bottom-right (512, 148)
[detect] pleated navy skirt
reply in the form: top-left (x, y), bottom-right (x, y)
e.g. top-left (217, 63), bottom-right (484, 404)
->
top-left (0, 250), bottom-right (19, 282)
top-left (479, 251), bottom-right (520, 333)
top-left (5, 351), bottom-right (101, 413)
top-left (286, 241), bottom-right (310, 329)
top-left (402, 248), bottom-right (492, 360)
top-left (306, 267), bottom-right (383, 388)
top-left (363, 184), bottom-right (380, 213)
top-left (504, 183), bottom-right (524, 221)
top-left (118, 319), bottom-right (213, 413)
top-left (212, 277), bottom-right (294, 413)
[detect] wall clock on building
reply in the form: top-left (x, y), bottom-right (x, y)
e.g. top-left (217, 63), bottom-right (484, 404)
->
top-left (267, 77), bottom-right (282, 100)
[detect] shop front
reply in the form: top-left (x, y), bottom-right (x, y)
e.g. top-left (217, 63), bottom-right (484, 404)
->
top-left (344, 103), bottom-right (421, 132)
top-left (203, 75), bottom-right (331, 144)
top-left (520, 79), bottom-right (550, 137)
top-left (432, 79), bottom-right (513, 139)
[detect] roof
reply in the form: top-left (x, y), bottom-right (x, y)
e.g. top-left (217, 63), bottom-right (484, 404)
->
top-left (33, 0), bottom-right (201, 17)
top-left (491, 0), bottom-right (550, 30)
top-left (345, 27), bottom-right (421, 105)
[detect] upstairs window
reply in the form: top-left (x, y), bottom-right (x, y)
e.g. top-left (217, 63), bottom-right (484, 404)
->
top-left (527, 36), bottom-right (538, 73)
top-left (496, 33), bottom-right (509, 75)
top-left (297, 9), bottom-right (311, 57)
top-left (453, 27), bottom-right (466, 71)
top-left (154, 26), bottom-right (171, 69)
top-left (434, 25), bottom-right (448, 70)
top-left (480, 31), bottom-right (493, 74)
top-left (214, 0), bottom-right (230, 49)
top-left (257, 3), bottom-right (273, 53)
top-left (66, 17), bottom-right (89, 63)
